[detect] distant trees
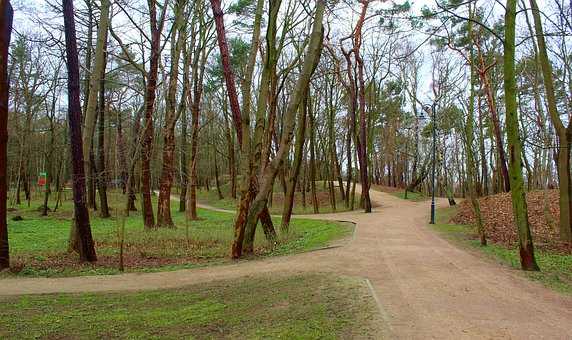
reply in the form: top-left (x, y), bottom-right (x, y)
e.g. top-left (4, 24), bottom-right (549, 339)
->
top-left (1, 0), bottom-right (569, 267)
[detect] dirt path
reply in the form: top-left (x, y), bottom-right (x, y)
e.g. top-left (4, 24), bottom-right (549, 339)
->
top-left (2, 190), bottom-right (572, 339)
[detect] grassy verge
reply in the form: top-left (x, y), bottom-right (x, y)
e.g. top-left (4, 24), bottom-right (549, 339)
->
top-left (4, 191), bottom-right (352, 278)
top-left (431, 206), bottom-right (572, 295)
top-left (0, 273), bottom-right (382, 339)
top-left (196, 182), bottom-right (350, 215)
top-left (389, 190), bottom-right (426, 202)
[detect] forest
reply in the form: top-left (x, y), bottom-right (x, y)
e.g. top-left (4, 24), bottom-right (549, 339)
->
top-left (0, 0), bottom-right (571, 338)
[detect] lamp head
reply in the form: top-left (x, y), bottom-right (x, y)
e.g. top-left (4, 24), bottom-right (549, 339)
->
top-left (422, 104), bottom-right (432, 115)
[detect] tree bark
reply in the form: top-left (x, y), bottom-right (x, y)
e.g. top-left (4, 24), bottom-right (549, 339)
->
top-left (242, 0), bottom-right (325, 244)
top-left (96, 41), bottom-right (110, 218)
top-left (281, 94), bottom-right (308, 232)
top-left (0, 0), bottom-right (13, 270)
top-left (141, 0), bottom-right (166, 229)
top-left (529, 0), bottom-right (572, 242)
top-left (157, 0), bottom-right (187, 228)
top-left (504, 0), bottom-right (539, 270)
top-left (83, 0), bottom-right (111, 208)
top-left (63, 0), bottom-right (97, 262)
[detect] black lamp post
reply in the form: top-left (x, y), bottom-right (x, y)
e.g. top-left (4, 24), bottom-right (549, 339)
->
top-left (423, 102), bottom-right (437, 225)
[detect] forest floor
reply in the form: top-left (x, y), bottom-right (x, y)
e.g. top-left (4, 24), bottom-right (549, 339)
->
top-left (2, 191), bottom-right (351, 277)
top-left (2, 188), bottom-right (572, 338)
top-left (451, 189), bottom-right (569, 253)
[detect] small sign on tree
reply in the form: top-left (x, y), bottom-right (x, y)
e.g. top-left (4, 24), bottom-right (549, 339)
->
top-left (38, 172), bottom-right (47, 187)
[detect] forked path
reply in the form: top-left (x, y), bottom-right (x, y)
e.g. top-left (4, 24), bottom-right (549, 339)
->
top-left (2, 190), bottom-right (572, 339)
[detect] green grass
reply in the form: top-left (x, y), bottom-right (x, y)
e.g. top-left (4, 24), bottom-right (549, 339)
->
top-left (0, 273), bottom-right (382, 339)
top-left (4, 191), bottom-right (352, 278)
top-left (431, 206), bottom-right (572, 295)
top-left (196, 182), bottom-right (350, 215)
top-left (389, 190), bottom-right (426, 202)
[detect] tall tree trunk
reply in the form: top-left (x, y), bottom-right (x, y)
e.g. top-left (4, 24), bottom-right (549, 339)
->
top-left (309, 100), bottom-right (319, 214)
top-left (353, 1), bottom-right (372, 212)
top-left (345, 116), bottom-right (352, 207)
top-left (116, 101), bottom-right (128, 195)
top-left (529, 0), bottom-right (572, 242)
top-left (0, 0), bottom-right (13, 270)
top-left (223, 106), bottom-right (236, 199)
top-left (213, 137), bottom-right (224, 200)
top-left (504, 0), bottom-right (539, 271)
top-left (126, 107), bottom-right (143, 213)
top-left (243, 1), bottom-right (325, 245)
top-left (186, 14), bottom-right (208, 220)
top-left (63, 0), bottom-right (97, 262)
top-left (179, 104), bottom-right (188, 211)
top-left (141, 0), bottom-right (166, 229)
top-left (477, 94), bottom-right (488, 195)
top-left (96, 42), bottom-right (110, 218)
top-left (157, 0), bottom-right (186, 227)
top-left (83, 0), bottom-right (110, 208)
top-left (465, 7), bottom-right (486, 245)
top-left (281, 94), bottom-right (308, 232)
top-left (178, 40), bottom-right (191, 212)
top-left (186, 95), bottom-right (200, 220)
top-left (211, 0), bottom-right (258, 258)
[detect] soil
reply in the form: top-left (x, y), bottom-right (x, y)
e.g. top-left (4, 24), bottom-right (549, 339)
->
top-left (451, 189), bottom-right (571, 254)
top-left (2, 188), bottom-right (572, 339)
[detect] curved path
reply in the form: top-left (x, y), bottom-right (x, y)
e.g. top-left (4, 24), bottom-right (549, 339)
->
top-left (2, 190), bottom-right (571, 339)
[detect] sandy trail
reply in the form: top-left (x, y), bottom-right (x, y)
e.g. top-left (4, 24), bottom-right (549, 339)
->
top-left (1, 190), bottom-right (571, 339)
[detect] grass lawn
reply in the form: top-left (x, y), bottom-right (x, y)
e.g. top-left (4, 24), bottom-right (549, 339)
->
top-left (4, 191), bottom-right (352, 278)
top-left (0, 273), bottom-right (383, 339)
top-left (432, 206), bottom-right (572, 295)
top-left (195, 182), bottom-right (350, 215)
top-left (389, 190), bottom-right (426, 202)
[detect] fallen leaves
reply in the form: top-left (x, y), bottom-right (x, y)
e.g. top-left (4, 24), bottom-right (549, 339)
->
top-left (451, 190), bottom-right (571, 254)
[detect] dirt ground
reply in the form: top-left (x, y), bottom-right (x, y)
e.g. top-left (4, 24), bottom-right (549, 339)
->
top-left (2, 188), bottom-right (572, 339)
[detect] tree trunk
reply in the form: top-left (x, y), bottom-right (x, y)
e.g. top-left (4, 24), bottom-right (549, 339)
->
top-left (310, 103), bottom-right (319, 214)
top-left (529, 0), bottom-right (572, 242)
top-left (214, 142), bottom-right (224, 200)
top-left (157, 2), bottom-right (186, 228)
top-left (179, 107), bottom-right (188, 211)
top-left (242, 1), bottom-right (325, 244)
top-left (186, 98), bottom-right (200, 220)
top-left (281, 93), bottom-right (308, 232)
top-left (63, 0), bottom-right (97, 262)
top-left (178, 41), bottom-right (191, 212)
top-left (83, 0), bottom-right (111, 208)
top-left (353, 2), bottom-right (372, 212)
top-left (504, 0), bottom-right (539, 270)
top-left (96, 43), bottom-right (110, 218)
top-left (0, 0), bottom-right (13, 270)
top-left (465, 7), bottom-right (486, 245)
top-left (222, 98), bottom-right (236, 199)
top-left (141, 0), bottom-right (165, 229)
top-left (126, 107), bottom-right (143, 213)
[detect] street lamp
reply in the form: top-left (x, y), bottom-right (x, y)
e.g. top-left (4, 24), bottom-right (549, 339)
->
top-left (422, 102), bottom-right (437, 225)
